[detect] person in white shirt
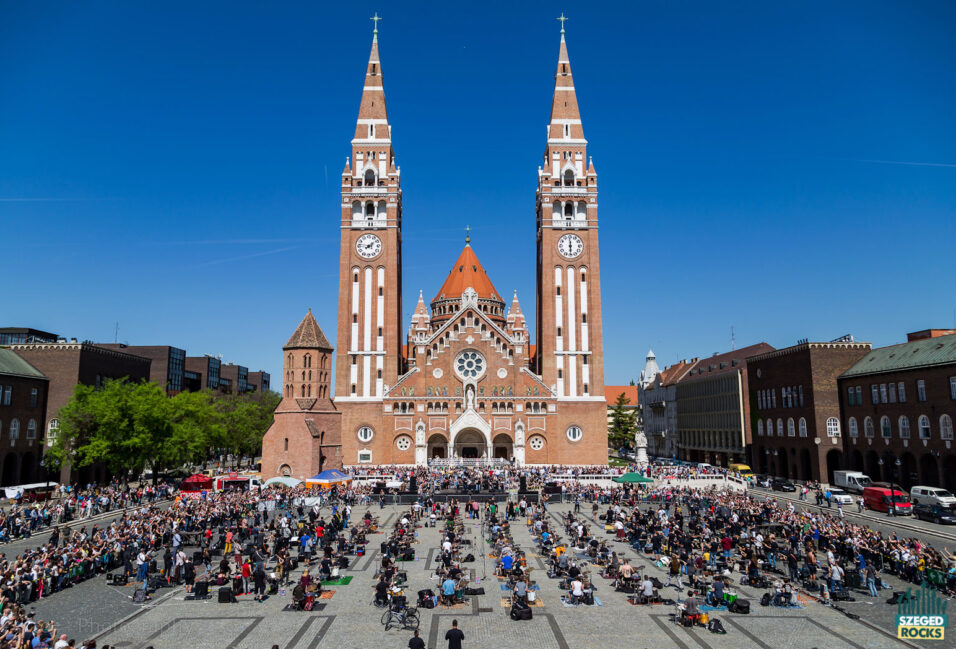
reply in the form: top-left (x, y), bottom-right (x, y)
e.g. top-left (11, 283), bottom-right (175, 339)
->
top-left (53, 634), bottom-right (70, 649)
top-left (570, 578), bottom-right (584, 603)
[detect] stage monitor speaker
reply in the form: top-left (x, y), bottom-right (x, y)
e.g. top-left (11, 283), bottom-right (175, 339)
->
top-left (519, 476), bottom-right (527, 493)
top-left (193, 581), bottom-right (209, 598)
top-left (409, 475), bottom-right (418, 493)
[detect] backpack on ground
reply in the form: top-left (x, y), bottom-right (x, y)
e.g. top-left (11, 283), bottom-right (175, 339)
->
top-left (760, 592), bottom-right (771, 607)
top-left (707, 619), bottom-right (727, 634)
top-left (132, 588), bottom-right (147, 603)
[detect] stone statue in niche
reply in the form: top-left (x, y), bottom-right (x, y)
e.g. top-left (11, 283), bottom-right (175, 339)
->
top-left (416, 424), bottom-right (425, 445)
top-left (466, 385), bottom-right (475, 410)
top-left (515, 425), bottom-right (524, 445)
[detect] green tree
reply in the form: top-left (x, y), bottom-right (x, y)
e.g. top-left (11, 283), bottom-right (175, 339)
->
top-left (608, 392), bottom-right (637, 449)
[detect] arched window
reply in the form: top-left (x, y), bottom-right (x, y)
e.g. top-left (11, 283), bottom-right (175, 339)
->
top-left (364, 169), bottom-right (376, 186)
top-left (898, 416), bottom-right (911, 438)
top-left (300, 384), bottom-right (305, 397)
top-left (941, 414), bottom-right (954, 440)
top-left (826, 417), bottom-right (840, 437)
top-left (48, 418), bottom-right (60, 445)
top-left (798, 417), bottom-right (808, 437)
top-left (757, 420), bottom-right (764, 436)
top-left (787, 418), bottom-right (795, 437)
top-left (563, 203), bottom-right (573, 221)
top-left (26, 419), bottom-right (36, 439)
top-left (918, 415), bottom-right (931, 439)
top-left (880, 416), bottom-right (892, 438)
top-left (9, 419), bottom-right (19, 441)
top-left (365, 202), bottom-right (375, 219)
top-left (848, 417), bottom-right (858, 437)
top-left (563, 169), bottom-right (575, 186)
top-left (864, 416), bottom-right (875, 438)
top-left (776, 418), bottom-right (783, 436)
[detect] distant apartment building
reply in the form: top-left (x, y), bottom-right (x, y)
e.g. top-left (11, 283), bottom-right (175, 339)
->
top-left (219, 363), bottom-right (250, 394)
top-left (747, 339), bottom-right (871, 483)
top-left (0, 328), bottom-right (59, 345)
top-left (247, 370), bottom-right (271, 394)
top-left (640, 358), bottom-right (698, 460)
top-left (98, 344), bottom-right (186, 395)
top-left (10, 342), bottom-right (151, 484)
top-left (0, 349), bottom-right (49, 486)
top-left (675, 343), bottom-right (774, 467)
top-left (185, 355), bottom-right (221, 391)
top-left (838, 330), bottom-right (956, 492)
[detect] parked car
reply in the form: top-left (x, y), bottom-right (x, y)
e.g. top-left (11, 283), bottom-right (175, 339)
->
top-left (771, 479), bottom-right (796, 492)
top-left (909, 486), bottom-right (956, 508)
top-left (912, 503), bottom-right (956, 524)
top-left (827, 487), bottom-right (854, 505)
top-left (754, 475), bottom-right (773, 488)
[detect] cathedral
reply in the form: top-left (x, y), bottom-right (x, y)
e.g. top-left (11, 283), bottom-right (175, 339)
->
top-left (262, 22), bottom-right (608, 476)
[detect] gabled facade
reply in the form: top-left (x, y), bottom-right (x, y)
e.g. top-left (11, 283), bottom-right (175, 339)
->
top-left (264, 23), bottom-right (609, 474)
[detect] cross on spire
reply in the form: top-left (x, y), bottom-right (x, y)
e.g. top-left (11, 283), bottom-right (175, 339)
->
top-left (557, 13), bottom-right (568, 39)
top-left (370, 12), bottom-right (382, 40)
top-left (465, 225), bottom-right (471, 245)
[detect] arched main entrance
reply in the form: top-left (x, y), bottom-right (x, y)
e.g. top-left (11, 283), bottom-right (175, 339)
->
top-left (800, 449), bottom-right (812, 482)
top-left (920, 453), bottom-right (939, 488)
top-left (454, 429), bottom-right (487, 459)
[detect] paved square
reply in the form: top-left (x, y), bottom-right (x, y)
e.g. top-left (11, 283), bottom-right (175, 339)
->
top-left (78, 503), bottom-right (923, 649)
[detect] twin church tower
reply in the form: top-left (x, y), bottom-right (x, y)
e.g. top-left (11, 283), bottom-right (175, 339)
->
top-left (263, 20), bottom-right (607, 476)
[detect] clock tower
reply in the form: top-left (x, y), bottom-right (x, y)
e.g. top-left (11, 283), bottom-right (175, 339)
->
top-left (536, 24), bottom-right (605, 403)
top-left (335, 25), bottom-right (404, 402)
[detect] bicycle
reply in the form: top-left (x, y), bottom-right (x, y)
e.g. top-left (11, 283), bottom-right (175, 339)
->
top-left (382, 604), bottom-right (420, 631)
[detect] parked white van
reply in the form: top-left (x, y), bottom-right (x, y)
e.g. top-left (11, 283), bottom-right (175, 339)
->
top-left (832, 470), bottom-right (872, 494)
top-left (909, 486), bottom-right (956, 508)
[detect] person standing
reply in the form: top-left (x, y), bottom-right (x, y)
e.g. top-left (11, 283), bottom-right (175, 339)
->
top-left (445, 619), bottom-right (464, 649)
top-left (408, 629), bottom-right (425, 649)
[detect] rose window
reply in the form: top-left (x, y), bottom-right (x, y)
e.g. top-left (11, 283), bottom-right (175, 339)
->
top-left (455, 351), bottom-right (485, 379)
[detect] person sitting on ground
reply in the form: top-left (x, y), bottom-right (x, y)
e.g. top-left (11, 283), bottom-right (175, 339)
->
top-left (641, 574), bottom-right (655, 602)
top-left (292, 583), bottom-right (306, 609)
top-left (375, 576), bottom-right (389, 606)
top-left (683, 591), bottom-right (700, 619)
top-left (513, 577), bottom-right (528, 604)
top-left (569, 577), bottom-right (584, 604)
top-left (442, 575), bottom-right (457, 605)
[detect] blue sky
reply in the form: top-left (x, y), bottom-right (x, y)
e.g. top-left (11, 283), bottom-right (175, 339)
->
top-left (2, 1), bottom-right (954, 386)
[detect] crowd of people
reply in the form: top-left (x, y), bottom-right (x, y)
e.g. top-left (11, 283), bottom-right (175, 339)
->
top-left (0, 460), bottom-right (952, 647)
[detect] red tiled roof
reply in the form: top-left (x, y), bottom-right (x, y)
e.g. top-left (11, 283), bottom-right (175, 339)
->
top-left (658, 359), bottom-right (697, 386)
top-left (605, 385), bottom-right (638, 406)
top-left (433, 244), bottom-right (501, 303)
top-left (680, 343), bottom-right (774, 381)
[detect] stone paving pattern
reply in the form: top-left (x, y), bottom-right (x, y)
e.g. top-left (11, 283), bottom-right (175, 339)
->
top-left (24, 503), bottom-right (934, 648)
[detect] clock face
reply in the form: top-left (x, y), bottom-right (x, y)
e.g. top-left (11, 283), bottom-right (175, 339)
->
top-left (557, 233), bottom-right (584, 259)
top-left (355, 233), bottom-right (382, 259)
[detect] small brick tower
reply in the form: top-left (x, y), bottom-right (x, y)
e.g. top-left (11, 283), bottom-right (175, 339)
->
top-left (261, 309), bottom-right (342, 479)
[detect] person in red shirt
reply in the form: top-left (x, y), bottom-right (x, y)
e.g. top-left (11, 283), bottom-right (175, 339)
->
top-left (721, 536), bottom-right (733, 561)
top-left (241, 558), bottom-right (252, 594)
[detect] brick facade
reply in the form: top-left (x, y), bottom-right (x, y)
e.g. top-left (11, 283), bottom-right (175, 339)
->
top-left (748, 342), bottom-right (871, 482)
top-left (263, 30), bottom-right (609, 476)
top-left (0, 350), bottom-right (50, 486)
top-left (838, 335), bottom-right (956, 491)
top-left (10, 343), bottom-right (151, 484)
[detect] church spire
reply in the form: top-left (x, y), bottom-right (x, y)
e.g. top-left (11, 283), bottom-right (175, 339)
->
top-left (353, 22), bottom-right (390, 143)
top-left (548, 20), bottom-right (584, 143)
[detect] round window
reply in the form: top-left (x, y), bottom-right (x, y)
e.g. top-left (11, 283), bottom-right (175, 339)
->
top-left (529, 436), bottom-right (545, 451)
top-left (455, 350), bottom-right (486, 379)
top-left (566, 426), bottom-right (583, 442)
top-left (357, 426), bottom-right (374, 443)
top-left (395, 435), bottom-right (412, 451)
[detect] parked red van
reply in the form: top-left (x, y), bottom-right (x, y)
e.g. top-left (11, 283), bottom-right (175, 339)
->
top-left (863, 486), bottom-right (912, 515)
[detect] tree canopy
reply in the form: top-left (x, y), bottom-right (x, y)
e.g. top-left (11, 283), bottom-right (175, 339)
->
top-left (608, 392), bottom-right (637, 449)
top-left (47, 379), bottom-right (280, 479)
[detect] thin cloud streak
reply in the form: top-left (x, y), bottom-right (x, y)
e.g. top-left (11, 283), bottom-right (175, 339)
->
top-left (189, 245), bottom-right (301, 269)
top-left (853, 159), bottom-right (956, 168)
top-left (0, 197), bottom-right (123, 202)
